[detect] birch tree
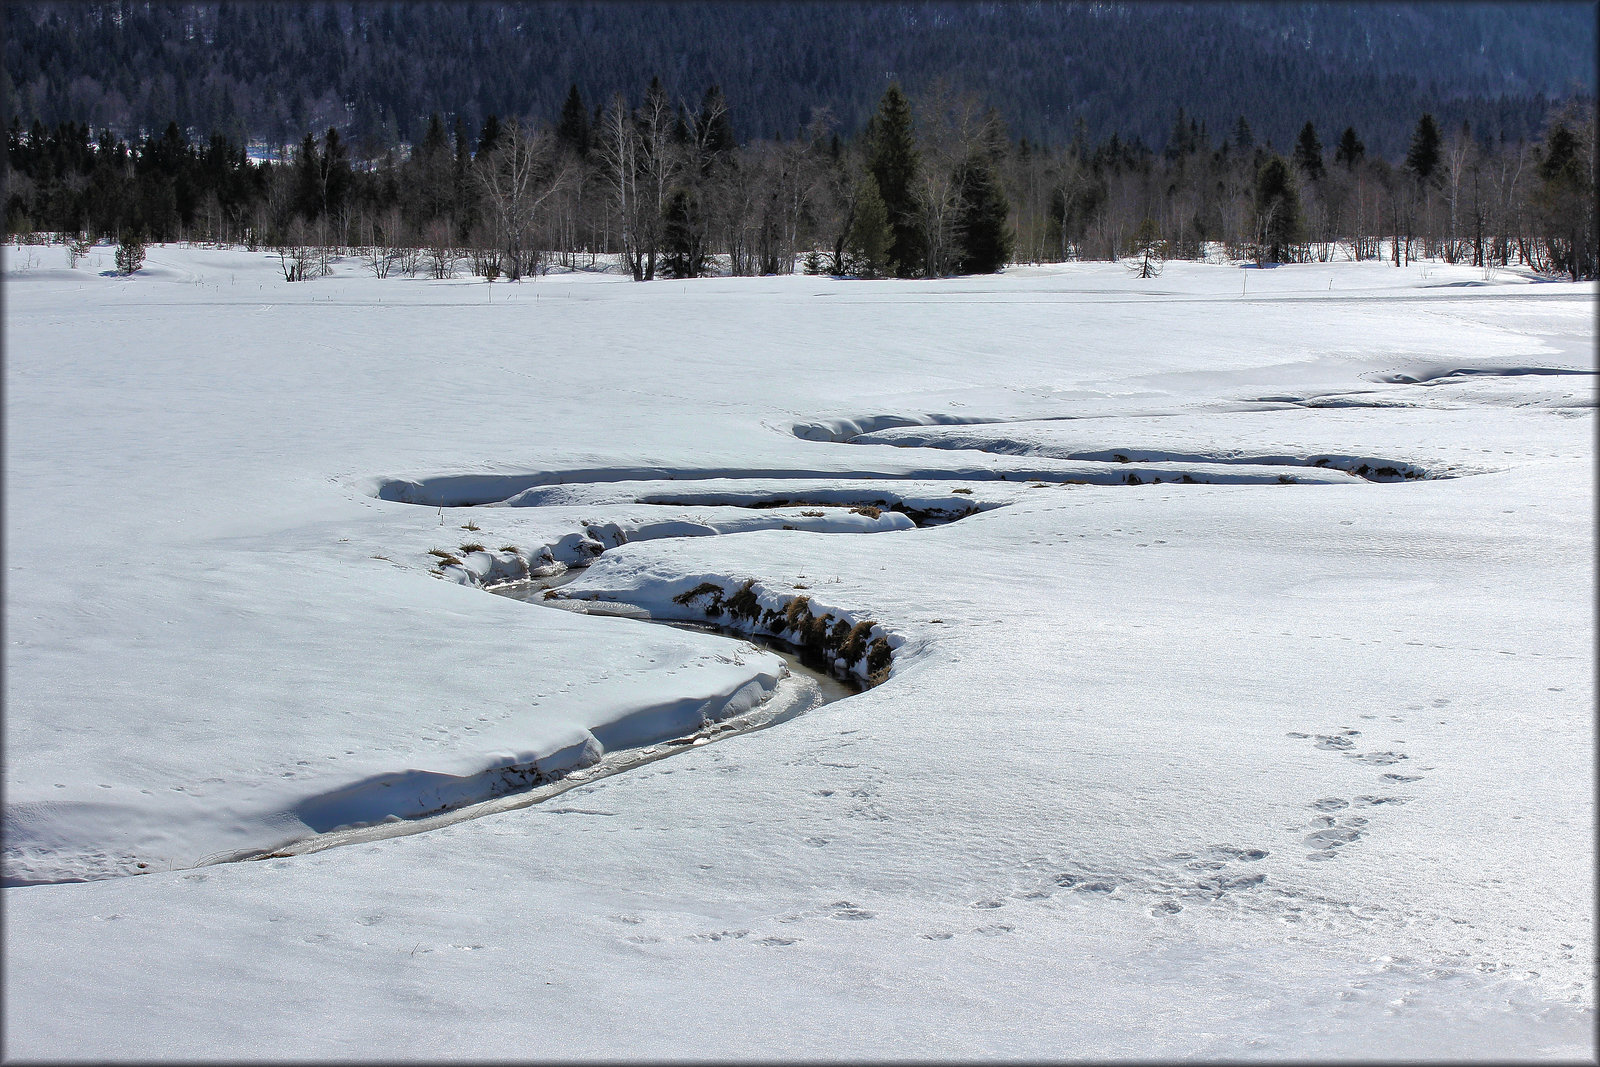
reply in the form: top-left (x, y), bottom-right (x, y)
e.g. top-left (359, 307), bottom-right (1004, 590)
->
top-left (475, 120), bottom-right (572, 280)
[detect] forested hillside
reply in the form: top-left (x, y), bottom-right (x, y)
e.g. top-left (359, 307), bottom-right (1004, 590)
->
top-left (7, 2), bottom-right (1595, 281)
top-left (6, 1), bottom-right (1595, 155)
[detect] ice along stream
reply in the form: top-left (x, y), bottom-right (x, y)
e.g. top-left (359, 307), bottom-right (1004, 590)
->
top-left (240, 572), bottom-right (865, 863)
top-left (263, 403), bottom-right (1474, 863)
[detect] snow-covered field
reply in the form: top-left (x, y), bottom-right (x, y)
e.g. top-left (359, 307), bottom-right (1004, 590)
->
top-left (4, 242), bottom-right (1593, 1059)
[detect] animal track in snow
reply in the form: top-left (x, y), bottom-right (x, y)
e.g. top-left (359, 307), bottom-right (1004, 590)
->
top-left (1347, 751), bottom-right (1409, 766)
top-left (1195, 871), bottom-right (1267, 895)
top-left (1287, 723), bottom-right (1423, 861)
top-left (1055, 873), bottom-right (1117, 893)
top-left (1298, 799), bottom-right (1377, 861)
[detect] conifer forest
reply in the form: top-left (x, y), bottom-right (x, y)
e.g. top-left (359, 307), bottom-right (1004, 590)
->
top-left (5, 1), bottom-right (1596, 280)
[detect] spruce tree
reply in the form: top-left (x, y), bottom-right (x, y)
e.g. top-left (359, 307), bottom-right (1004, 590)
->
top-left (1232, 115), bottom-right (1254, 151)
top-left (476, 114), bottom-right (503, 158)
top-left (1405, 114), bottom-right (1442, 181)
top-left (1292, 122), bottom-right (1324, 181)
top-left (1334, 126), bottom-right (1365, 170)
top-left (419, 113), bottom-right (449, 158)
top-left (318, 127), bottom-right (351, 223)
top-left (86, 129), bottom-right (129, 237)
top-left (1534, 123), bottom-right (1596, 280)
top-left (1254, 155), bottom-right (1304, 263)
top-left (952, 153), bottom-right (1012, 273)
top-left (452, 115), bottom-right (473, 231)
top-left (846, 174), bottom-right (892, 277)
top-left (292, 132), bottom-right (322, 220)
top-left (660, 187), bottom-right (707, 278)
top-left (866, 83), bottom-right (925, 278)
top-left (697, 85), bottom-right (735, 158)
top-left (556, 84), bottom-right (591, 159)
top-left (1165, 107), bottom-right (1198, 160)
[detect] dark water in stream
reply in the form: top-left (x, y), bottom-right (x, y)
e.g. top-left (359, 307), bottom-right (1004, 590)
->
top-left (489, 577), bottom-right (866, 704)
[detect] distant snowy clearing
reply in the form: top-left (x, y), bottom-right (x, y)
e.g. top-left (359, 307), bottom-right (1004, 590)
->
top-left (4, 243), bottom-right (1593, 1059)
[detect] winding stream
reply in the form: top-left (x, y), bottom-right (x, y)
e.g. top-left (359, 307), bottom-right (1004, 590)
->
top-left (250, 405), bottom-right (1474, 863)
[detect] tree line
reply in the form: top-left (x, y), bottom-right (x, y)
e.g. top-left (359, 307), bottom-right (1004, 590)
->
top-left (6, 82), bottom-right (1596, 281)
top-left (8, 2), bottom-right (1592, 159)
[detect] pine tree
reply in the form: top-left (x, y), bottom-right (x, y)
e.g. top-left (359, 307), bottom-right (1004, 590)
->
top-left (952, 153), bottom-right (1012, 273)
top-left (1293, 122), bottom-right (1324, 181)
top-left (1125, 216), bottom-right (1164, 277)
top-left (114, 226), bottom-right (146, 274)
top-left (866, 84), bottom-right (925, 278)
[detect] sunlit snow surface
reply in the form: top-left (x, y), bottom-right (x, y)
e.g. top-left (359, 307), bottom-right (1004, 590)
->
top-left (4, 244), bottom-right (1593, 1059)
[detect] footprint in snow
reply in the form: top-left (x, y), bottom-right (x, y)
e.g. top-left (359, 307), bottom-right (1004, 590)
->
top-left (1304, 825), bottom-right (1363, 850)
top-left (1195, 871), bottom-right (1266, 894)
top-left (1346, 751), bottom-right (1408, 765)
top-left (1209, 845), bottom-right (1269, 861)
top-left (1054, 873), bottom-right (1116, 893)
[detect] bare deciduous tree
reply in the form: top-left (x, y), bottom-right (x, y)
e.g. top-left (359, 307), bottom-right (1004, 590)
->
top-left (424, 218), bottom-right (457, 279)
top-left (597, 95), bottom-right (649, 279)
top-left (474, 120), bottom-right (573, 280)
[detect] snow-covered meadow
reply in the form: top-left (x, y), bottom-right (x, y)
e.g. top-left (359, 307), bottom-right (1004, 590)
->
top-left (4, 242), bottom-right (1593, 1059)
